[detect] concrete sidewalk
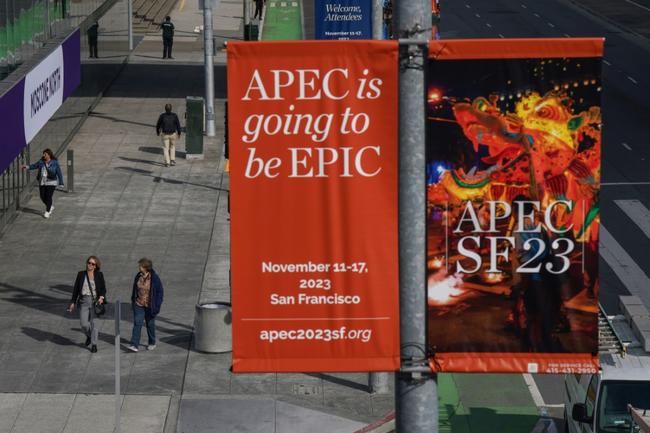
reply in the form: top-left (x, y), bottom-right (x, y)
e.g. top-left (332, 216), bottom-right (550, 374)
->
top-left (0, 1), bottom-right (393, 432)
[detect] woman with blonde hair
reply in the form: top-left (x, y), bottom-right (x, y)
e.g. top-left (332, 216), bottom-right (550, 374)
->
top-left (69, 256), bottom-right (107, 353)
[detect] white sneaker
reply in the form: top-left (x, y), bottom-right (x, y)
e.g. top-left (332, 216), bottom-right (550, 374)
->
top-left (127, 345), bottom-right (139, 352)
top-left (43, 211), bottom-right (51, 219)
top-left (146, 344), bottom-right (156, 351)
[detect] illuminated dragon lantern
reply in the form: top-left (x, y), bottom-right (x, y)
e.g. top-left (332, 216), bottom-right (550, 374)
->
top-left (430, 91), bottom-right (601, 241)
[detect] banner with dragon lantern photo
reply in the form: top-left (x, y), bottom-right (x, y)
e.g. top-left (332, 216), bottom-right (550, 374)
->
top-left (426, 39), bottom-right (603, 373)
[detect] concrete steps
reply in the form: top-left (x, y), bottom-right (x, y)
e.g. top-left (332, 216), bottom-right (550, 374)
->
top-left (132, 0), bottom-right (178, 34)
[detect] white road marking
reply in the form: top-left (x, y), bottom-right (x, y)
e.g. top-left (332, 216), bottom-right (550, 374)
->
top-left (523, 374), bottom-right (546, 407)
top-left (615, 200), bottom-right (650, 239)
top-left (521, 4), bottom-right (527, 8)
top-left (465, 3), bottom-right (471, 8)
top-left (564, 33), bottom-right (571, 37)
top-left (498, 33), bottom-right (505, 38)
top-left (603, 59), bottom-right (612, 66)
top-left (600, 224), bottom-right (650, 306)
top-left (548, 22), bottom-right (555, 28)
top-left (624, 0), bottom-right (650, 12)
top-left (486, 23), bottom-right (492, 28)
top-left (628, 76), bottom-right (638, 84)
top-left (622, 142), bottom-right (632, 151)
top-left (475, 13), bottom-right (481, 18)
top-left (534, 12), bottom-right (540, 17)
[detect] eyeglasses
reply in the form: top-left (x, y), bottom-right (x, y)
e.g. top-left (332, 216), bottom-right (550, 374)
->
top-left (87, 262), bottom-right (97, 266)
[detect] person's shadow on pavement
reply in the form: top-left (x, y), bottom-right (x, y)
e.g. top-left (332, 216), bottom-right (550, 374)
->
top-left (21, 327), bottom-right (80, 347)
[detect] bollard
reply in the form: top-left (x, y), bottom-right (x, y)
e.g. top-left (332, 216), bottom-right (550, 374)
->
top-left (115, 300), bottom-right (121, 433)
top-left (369, 372), bottom-right (390, 394)
top-left (66, 149), bottom-right (74, 193)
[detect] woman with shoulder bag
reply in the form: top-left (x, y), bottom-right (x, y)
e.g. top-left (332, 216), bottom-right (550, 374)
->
top-left (21, 148), bottom-right (64, 219)
top-left (68, 256), bottom-right (107, 353)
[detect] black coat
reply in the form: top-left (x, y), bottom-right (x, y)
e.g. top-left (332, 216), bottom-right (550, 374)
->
top-left (71, 270), bottom-right (107, 304)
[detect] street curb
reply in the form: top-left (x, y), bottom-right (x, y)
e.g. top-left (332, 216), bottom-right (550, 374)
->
top-left (352, 412), bottom-right (395, 433)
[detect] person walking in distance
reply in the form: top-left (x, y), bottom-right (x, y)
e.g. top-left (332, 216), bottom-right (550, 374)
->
top-left (161, 16), bottom-right (174, 59)
top-left (21, 148), bottom-right (64, 218)
top-left (68, 256), bottom-right (107, 353)
top-left (253, 0), bottom-right (265, 19)
top-left (87, 21), bottom-right (99, 58)
top-left (127, 258), bottom-right (164, 352)
top-left (156, 104), bottom-right (182, 167)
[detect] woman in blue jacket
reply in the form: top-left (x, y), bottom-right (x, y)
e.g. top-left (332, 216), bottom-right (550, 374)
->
top-left (21, 148), bottom-right (64, 218)
top-left (127, 257), bottom-right (164, 352)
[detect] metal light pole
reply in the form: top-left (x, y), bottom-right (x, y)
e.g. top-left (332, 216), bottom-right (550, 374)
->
top-left (395, 0), bottom-right (437, 429)
top-left (127, 0), bottom-right (133, 50)
top-left (115, 300), bottom-right (122, 433)
top-left (373, 0), bottom-right (383, 39)
top-left (203, 0), bottom-right (216, 137)
top-left (369, 0), bottom-right (388, 393)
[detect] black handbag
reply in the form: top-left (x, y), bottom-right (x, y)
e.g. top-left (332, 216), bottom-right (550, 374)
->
top-left (46, 165), bottom-right (57, 180)
top-left (86, 273), bottom-right (106, 316)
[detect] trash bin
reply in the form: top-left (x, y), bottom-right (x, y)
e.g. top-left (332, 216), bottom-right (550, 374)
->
top-left (185, 96), bottom-right (204, 159)
top-left (194, 302), bottom-right (232, 353)
top-left (244, 23), bottom-right (259, 41)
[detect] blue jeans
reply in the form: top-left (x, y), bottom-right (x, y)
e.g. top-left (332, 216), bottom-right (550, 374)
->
top-left (130, 304), bottom-right (156, 347)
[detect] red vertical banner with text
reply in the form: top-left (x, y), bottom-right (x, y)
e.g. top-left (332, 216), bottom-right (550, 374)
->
top-left (228, 41), bottom-right (400, 372)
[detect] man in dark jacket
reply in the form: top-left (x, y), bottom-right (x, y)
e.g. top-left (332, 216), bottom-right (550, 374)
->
top-left (161, 16), bottom-right (175, 59)
top-left (127, 258), bottom-right (164, 352)
top-left (156, 103), bottom-right (182, 166)
top-left (253, 0), bottom-right (264, 19)
top-left (87, 21), bottom-right (99, 58)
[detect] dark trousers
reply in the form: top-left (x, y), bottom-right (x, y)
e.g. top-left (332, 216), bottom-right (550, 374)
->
top-left (253, 1), bottom-right (263, 18)
top-left (163, 38), bottom-right (173, 58)
top-left (130, 304), bottom-right (156, 347)
top-left (39, 185), bottom-right (56, 212)
top-left (89, 37), bottom-right (98, 57)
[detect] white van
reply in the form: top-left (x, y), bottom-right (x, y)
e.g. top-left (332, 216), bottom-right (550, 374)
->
top-left (564, 311), bottom-right (650, 433)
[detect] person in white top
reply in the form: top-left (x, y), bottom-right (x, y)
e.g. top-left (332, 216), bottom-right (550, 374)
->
top-left (68, 256), bottom-right (107, 353)
top-left (21, 149), bottom-right (64, 218)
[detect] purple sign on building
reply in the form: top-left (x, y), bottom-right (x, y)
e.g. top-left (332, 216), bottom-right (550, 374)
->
top-left (0, 29), bottom-right (80, 174)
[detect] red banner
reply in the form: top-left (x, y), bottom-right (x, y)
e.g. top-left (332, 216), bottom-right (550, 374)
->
top-left (426, 39), bottom-right (603, 373)
top-left (228, 41), bottom-right (400, 372)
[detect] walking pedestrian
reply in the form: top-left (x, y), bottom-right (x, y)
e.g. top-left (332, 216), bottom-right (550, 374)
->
top-left (253, 0), bottom-right (264, 19)
top-left (161, 16), bottom-right (174, 59)
top-left (156, 103), bottom-right (182, 167)
top-left (68, 256), bottom-right (107, 353)
top-left (127, 258), bottom-right (164, 352)
top-left (21, 148), bottom-right (64, 218)
top-left (87, 21), bottom-right (99, 58)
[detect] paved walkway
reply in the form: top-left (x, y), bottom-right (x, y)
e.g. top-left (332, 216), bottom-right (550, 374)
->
top-left (0, 1), bottom-right (394, 432)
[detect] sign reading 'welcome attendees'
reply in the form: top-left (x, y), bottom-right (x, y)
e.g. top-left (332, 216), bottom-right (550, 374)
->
top-left (315, 0), bottom-right (372, 40)
top-left (227, 41), bottom-right (399, 372)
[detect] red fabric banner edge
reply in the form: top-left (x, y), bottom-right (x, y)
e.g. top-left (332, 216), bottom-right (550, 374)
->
top-left (429, 352), bottom-right (600, 374)
top-left (429, 38), bottom-right (604, 60)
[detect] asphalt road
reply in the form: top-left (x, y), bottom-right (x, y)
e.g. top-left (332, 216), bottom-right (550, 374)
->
top-left (439, 0), bottom-right (650, 428)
